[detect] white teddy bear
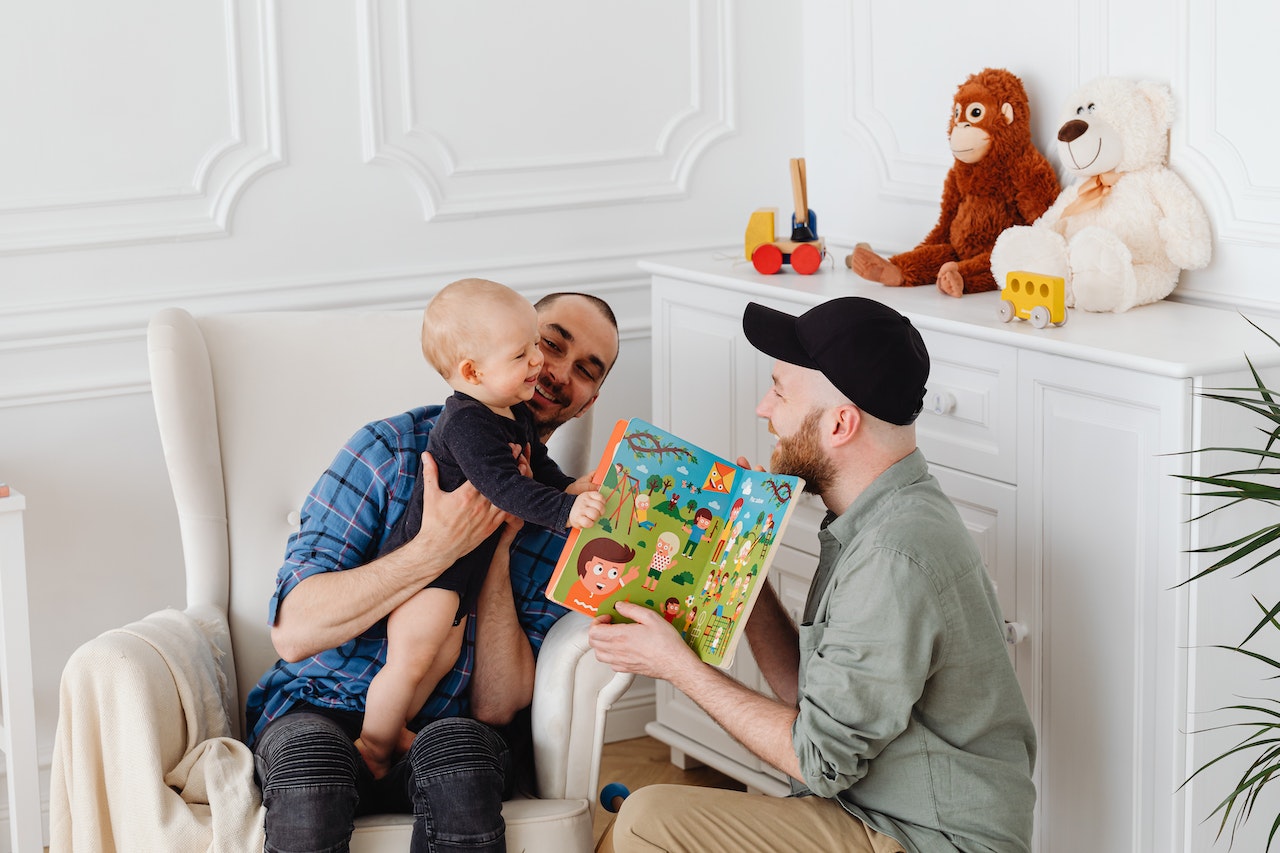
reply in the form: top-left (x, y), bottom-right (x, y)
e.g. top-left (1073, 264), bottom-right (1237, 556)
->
top-left (990, 77), bottom-right (1211, 312)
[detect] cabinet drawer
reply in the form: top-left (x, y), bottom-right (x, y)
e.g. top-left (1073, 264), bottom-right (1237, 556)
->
top-left (915, 331), bottom-right (1017, 485)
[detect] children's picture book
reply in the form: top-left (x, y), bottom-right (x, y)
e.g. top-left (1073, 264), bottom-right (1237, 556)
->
top-left (546, 418), bottom-right (805, 668)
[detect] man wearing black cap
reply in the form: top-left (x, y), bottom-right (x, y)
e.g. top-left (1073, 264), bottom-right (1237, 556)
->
top-left (590, 297), bottom-right (1036, 853)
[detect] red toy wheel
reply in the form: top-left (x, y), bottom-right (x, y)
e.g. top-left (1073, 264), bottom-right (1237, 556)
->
top-left (752, 243), bottom-right (783, 275)
top-left (790, 243), bottom-right (822, 275)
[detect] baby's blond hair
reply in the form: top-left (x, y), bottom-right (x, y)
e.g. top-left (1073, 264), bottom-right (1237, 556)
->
top-left (421, 278), bottom-right (531, 379)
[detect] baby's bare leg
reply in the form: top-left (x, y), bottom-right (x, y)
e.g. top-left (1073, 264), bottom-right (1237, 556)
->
top-left (406, 617), bottom-right (467, 716)
top-left (357, 588), bottom-right (460, 778)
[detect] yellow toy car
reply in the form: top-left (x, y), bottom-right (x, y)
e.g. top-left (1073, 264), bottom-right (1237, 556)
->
top-left (999, 271), bottom-right (1068, 328)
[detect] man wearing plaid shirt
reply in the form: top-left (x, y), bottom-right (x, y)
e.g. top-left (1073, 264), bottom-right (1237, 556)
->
top-left (248, 292), bottom-right (619, 853)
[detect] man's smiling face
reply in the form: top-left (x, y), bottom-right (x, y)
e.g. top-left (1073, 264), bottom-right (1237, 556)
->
top-left (526, 295), bottom-right (619, 439)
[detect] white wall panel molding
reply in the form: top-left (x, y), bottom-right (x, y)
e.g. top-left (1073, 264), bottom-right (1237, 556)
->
top-left (837, 0), bottom-right (1107, 206)
top-left (838, 1), bottom-right (937, 204)
top-left (1176, 0), bottom-right (1280, 245)
top-left (0, 0), bottom-right (283, 255)
top-left (356, 0), bottom-right (735, 219)
top-left (0, 246), bottom-right (675, 410)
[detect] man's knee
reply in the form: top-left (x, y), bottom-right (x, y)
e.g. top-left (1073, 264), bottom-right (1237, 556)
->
top-left (255, 712), bottom-right (360, 791)
top-left (407, 718), bottom-right (509, 847)
top-left (614, 785), bottom-right (684, 852)
top-left (407, 716), bottom-right (507, 779)
top-left (254, 713), bottom-right (360, 852)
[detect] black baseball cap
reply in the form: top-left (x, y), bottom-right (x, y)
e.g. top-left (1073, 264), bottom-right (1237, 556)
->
top-left (742, 297), bottom-right (930, 425)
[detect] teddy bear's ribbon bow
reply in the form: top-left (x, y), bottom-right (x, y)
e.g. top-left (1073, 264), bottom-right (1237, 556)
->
top-left (1061, 171), bottom-right (1121, 218)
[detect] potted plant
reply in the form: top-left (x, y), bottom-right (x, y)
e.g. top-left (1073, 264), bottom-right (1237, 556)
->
top-left (1179, 318), bottom-right (1280, 850)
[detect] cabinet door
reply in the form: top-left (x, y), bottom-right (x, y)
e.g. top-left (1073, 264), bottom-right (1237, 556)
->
top-left (1019, 352), bottom-right (1189, 853)
top-left (651, 279), bottom-right (759, 462)
top-left (652, 649), bottom-right (771, 764)
top-left (930, 465), bottom-right (1026, 693)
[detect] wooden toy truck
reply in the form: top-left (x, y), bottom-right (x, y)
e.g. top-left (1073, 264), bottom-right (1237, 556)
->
top-left (745, 158), bottom-right (826, 275)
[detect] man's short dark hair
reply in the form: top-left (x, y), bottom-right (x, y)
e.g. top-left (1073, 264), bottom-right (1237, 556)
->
top-left (536, 291), bottom-right (618, 331)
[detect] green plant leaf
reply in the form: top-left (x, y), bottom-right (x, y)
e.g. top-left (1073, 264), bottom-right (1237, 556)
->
top-left (1179, 316), bottom-right (1280, 848)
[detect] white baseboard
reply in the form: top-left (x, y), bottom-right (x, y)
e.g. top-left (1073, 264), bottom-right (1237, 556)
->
top-left (603, 676), bottom-right (657, 743)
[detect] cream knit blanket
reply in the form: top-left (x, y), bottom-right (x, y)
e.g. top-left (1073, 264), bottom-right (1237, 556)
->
top-left (49, 608), bottom-right (264, 852)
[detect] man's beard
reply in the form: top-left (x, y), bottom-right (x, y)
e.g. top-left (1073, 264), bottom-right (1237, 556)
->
top-left (530, 382), bottom-right (577, 441)
top-left (770, 409), bottom-right (837, 495)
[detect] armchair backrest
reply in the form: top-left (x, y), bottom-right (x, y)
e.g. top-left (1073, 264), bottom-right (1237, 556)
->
top-left (147, 308), bottom-right (594, 736)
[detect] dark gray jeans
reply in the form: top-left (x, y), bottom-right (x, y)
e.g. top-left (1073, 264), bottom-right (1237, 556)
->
top-left (253, 709), bottom-right (512, 853)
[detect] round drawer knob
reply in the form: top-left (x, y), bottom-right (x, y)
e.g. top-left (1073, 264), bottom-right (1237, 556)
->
top-left (930, 391), bottom-right (957, 415)
top-left (1004, 621), bottom-right (1029, 646)
top-left (286, 511), bottom-right (301, 527)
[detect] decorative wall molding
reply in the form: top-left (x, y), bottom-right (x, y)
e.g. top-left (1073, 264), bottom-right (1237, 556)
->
top-left (1176, 0), bottom-right (1280, 245)
top-left (0, 0), bottom-right (284, 254)
top-left (0, 243), bottom-right (707, 410)
top-left (356, 0), bottom-right (735, 219)
top-left (839, 2), bottom-right (939, 204)
top-left (839, 0), bottom-right (1108, 205)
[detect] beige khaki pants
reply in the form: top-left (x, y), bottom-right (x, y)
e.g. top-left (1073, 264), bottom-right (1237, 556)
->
top-left (604, 784), bottom-right (906, 853)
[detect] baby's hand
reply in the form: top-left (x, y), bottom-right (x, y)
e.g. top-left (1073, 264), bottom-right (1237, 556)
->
top-left (509, 442), bottom-right (532, 478)
top-left (569, 490), bottom-right (605, 528)
top-left (566, 476), bottom-right (598, 496)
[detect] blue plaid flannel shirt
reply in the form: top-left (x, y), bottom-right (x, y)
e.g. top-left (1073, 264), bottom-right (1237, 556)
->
top-left (244, 405), bottom-right (570, 746)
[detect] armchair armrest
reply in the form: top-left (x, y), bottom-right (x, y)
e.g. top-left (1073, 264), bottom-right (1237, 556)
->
top-left (530, 612), bottom-right (633, 804)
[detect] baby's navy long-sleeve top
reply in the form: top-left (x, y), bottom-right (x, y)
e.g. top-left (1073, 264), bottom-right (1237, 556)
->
top-left (428, 391), bottom-right (578, 530)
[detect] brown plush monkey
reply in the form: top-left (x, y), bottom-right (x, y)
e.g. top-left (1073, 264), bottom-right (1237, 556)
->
top-left (848, 68), bottom-right (1059, 296)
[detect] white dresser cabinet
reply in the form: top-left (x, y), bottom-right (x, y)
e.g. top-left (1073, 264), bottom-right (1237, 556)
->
top-left (641, 253), bottom-right (1280, 853)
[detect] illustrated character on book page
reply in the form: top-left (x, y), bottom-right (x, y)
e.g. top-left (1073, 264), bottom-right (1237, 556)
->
top-left (568, 538), bottom-right (639, 614)
top-left (682, 605), bottom-right (698, 638)
top-left (759, 514), bottom-right (776, 558)
top-left (710, 499), bottom-right (744, 562)
top-left (635, 492), bottom-right (654, 530)
top-left (717, 521), bottom-right (746, 570)
top-left (662, 597), bottom-right (681, 624)
top-left (681, 507), bottom-right (714, 557)
top-left (641, 532), bottom-right (680, 592)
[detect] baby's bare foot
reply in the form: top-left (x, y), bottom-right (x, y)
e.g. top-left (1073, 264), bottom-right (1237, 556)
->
top-left (355, 736), bottom-right (392, 780)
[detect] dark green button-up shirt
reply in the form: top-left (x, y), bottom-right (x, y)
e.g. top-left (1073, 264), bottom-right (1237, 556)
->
top-left (791, 450), bottom-right (1036, 853)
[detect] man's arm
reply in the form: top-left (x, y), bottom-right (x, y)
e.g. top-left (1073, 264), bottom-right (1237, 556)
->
top-left (272, 452), bottom-right (505, 662)
top-left (469, 519), bottom-right (536, 725)
top-left (589, 602), bottom-right (803, 782)
top-left (743, 581), bottom-right (801, 707)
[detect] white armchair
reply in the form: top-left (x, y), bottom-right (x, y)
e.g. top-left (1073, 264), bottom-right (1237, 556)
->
top-left (51, 307), bottom-right (631, 852)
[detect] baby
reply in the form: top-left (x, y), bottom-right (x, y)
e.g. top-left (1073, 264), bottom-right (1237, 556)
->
top-left (355, 278), bottom-right (604, 777)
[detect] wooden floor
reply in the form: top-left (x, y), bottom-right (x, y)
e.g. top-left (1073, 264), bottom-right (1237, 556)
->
top-left (592, 735), bottom-right (746, 848)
